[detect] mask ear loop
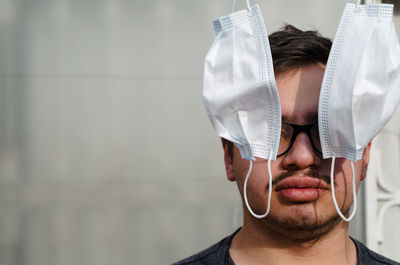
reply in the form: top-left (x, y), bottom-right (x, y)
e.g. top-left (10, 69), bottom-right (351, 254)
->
top-left (232, 0), bottom-right (251, 13)
top-left (356, 0), bottom-right (376, 7)
top-left (243, 153), bottom-right (273, 219)
top-left (330, 157), bottom-right (357, 222)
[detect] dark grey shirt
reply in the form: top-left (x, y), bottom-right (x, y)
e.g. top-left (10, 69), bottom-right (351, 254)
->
top-left (173, 229), bottom-right (400, 265)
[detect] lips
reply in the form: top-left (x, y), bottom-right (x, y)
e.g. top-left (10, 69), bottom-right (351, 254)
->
top-left (275, 176), bottom-right (329, 202)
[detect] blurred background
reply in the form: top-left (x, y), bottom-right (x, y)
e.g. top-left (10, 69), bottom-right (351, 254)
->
top-left (0, 0), bottom-right (399, 264)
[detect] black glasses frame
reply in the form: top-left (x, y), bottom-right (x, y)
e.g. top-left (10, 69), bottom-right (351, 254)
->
top-left (277, 121), bottom-right (322, 157)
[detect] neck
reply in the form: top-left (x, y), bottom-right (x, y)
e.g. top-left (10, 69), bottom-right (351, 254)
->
top-left (230, 215), bottom-right (357, 265)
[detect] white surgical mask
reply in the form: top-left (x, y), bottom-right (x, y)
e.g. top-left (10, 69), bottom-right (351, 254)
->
top-left (203, 1), bottom-right (281, 218)
top-left (319, 0), bottom-right (400, 221)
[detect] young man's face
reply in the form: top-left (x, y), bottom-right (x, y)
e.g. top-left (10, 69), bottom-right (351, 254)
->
top-left (222, 64), bottom-right (371, 239)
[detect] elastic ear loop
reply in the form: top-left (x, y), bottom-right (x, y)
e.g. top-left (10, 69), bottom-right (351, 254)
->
top-left (232, 0), bottom-right (251, 13)
top-left (356, 0), bottom-right (376, 7)
top-left (243, 153), bottom-right (273, 219)
top-left (330, 157), bottom-right (357, 222)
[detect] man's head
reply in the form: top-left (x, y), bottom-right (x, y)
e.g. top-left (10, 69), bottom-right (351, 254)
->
top-left (222, 25), bottom-right (371, 240)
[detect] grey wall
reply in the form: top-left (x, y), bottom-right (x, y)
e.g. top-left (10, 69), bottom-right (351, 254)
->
top-left (0, 0), bottom-right (398, 264)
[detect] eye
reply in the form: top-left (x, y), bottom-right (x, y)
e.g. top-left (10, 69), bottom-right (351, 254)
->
top-left (280, 124), bottom-right (293, 140)
top-left (311, 124), bottom-right (322, 152)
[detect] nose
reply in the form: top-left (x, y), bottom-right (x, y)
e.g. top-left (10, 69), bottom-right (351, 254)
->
top-left (281, 132), bottom-right (321, 170)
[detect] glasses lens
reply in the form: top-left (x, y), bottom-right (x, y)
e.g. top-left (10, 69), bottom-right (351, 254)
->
top-left (311, 124), bottom-right (322, 153)
top-left (278, 123), bottom-right (293, 155)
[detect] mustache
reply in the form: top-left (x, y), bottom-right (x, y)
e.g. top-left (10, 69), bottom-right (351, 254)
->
top-left (271, 170), bottom-right (331, 186)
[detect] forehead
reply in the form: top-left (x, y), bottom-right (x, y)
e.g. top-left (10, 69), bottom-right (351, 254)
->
top-left (276, 64), bottom-right (325, 124)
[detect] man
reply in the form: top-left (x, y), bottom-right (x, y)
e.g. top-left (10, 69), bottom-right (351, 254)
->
top-left (174, 25), bottom-right (399, 265)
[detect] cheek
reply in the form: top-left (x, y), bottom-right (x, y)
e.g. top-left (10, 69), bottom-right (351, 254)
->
top-left (232, 157), bottom-right (252, 192)
top-left (330, 158), bottom-right (364, 208)
top-left (334, 158), bottom-right (362, 184)
top-left (232, 159), bottom-right (271, 200)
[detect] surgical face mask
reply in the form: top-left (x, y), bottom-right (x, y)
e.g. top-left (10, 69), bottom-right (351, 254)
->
top-left (319, 0), bottom-right (400, 221)
top-left (203, 2), bottom-right (281, 161)
top-left (203, 1), bottom-right (281, 218)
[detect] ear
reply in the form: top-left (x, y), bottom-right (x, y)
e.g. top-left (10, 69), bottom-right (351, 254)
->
top-left (221, 138), bottom-right (236, 181)
top-left (361, 142), bottom-right (372, 181)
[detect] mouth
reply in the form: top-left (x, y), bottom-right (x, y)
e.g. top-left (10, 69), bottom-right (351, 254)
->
top-left (274, 176), bottom-right (329, 202)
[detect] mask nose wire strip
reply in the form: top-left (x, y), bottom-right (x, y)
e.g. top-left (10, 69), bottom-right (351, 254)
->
top-left (330, 157), bottom-right (357, 222)
top-left (243, 153), bottom-right (273, 219)
top-left (232, 0), bottom-right (251, 13)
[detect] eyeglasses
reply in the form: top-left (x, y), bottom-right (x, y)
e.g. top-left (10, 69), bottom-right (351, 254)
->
top-left (277, 121), bottom-right (322, 157)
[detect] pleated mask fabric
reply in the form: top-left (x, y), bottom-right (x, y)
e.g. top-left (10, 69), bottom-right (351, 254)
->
top-left (319, 2), bottom-right (400, 161)
top-left (203, 4), bottom-right (281, 161)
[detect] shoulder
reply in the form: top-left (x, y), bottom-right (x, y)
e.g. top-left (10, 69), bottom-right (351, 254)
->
top-left (353, 238), bottom-right (400, 265)
top-left (172, 230), bottom-right (238, 265)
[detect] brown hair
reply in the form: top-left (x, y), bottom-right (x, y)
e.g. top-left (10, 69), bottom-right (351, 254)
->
top-left (226, 25), bottom-right (332, 157)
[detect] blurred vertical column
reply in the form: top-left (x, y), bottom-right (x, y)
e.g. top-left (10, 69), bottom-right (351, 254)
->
top-left (366, 113), bottom-right (400, 262)
top-left (0, 1), bottom-right (29, 264)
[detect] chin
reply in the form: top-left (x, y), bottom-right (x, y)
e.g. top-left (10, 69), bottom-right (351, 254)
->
top-left (264, 205), bottom-right (347, 240)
